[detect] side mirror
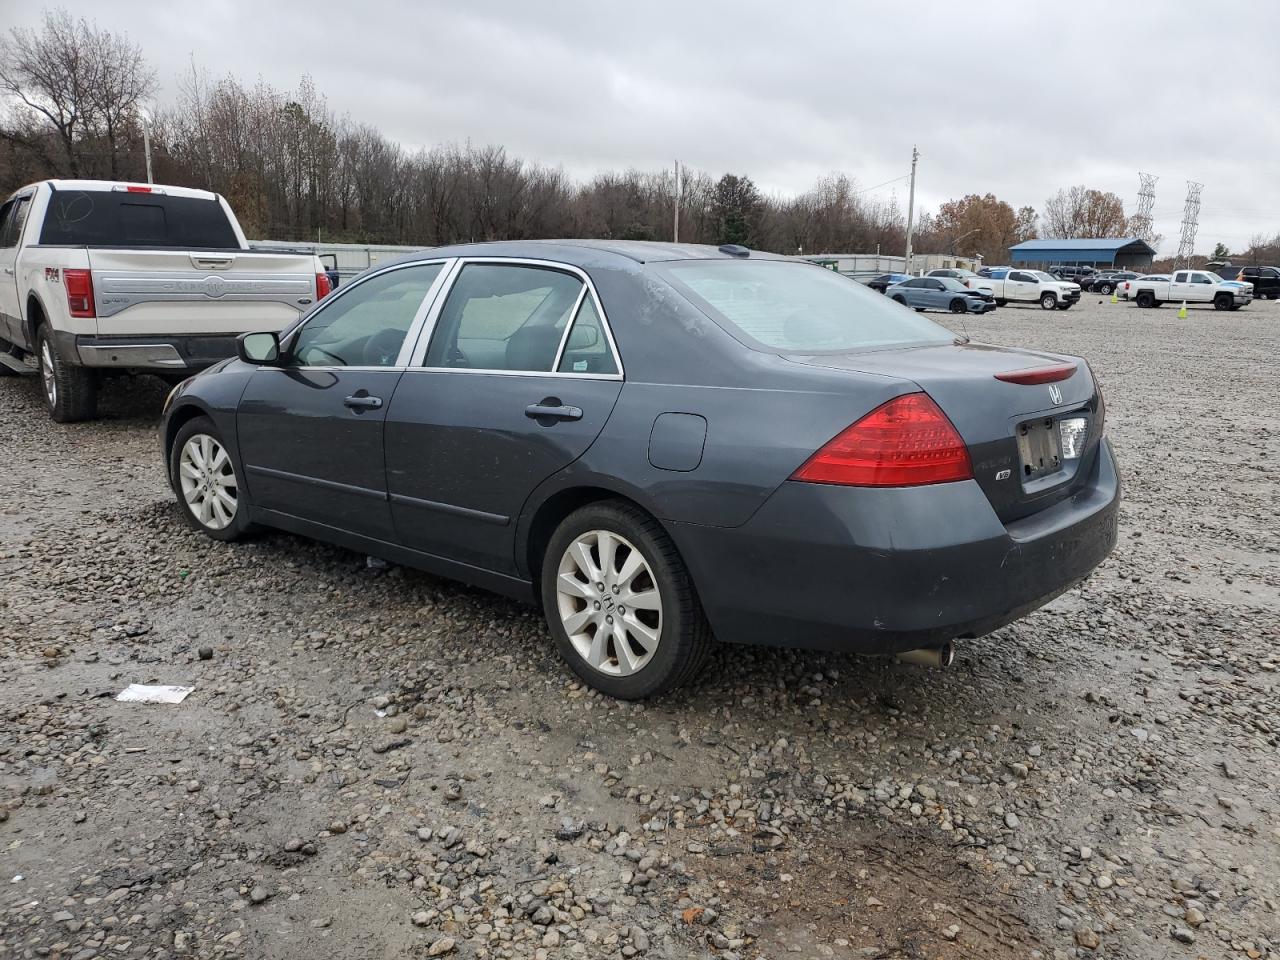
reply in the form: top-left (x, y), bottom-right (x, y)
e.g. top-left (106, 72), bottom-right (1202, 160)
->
top-left (237, 331), bottom-right (281, 365)
top-left (566, 323), bottom-right (600, 350)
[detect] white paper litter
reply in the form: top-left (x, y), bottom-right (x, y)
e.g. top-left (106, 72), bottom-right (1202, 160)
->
top-left (115, 684), bottom-right (194, 704)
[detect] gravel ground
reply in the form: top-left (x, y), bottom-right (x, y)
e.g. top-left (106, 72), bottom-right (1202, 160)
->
top-left (1, 295), bottom-right (1277, 960)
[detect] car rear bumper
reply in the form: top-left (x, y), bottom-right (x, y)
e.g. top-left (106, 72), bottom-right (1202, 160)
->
top-left (71, 334), bottom-right (239, 370)
top-left (671, 439), bottom-right (1120, 654)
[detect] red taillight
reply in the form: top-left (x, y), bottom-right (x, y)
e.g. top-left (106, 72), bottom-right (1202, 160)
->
top-left (64, 269), bottom-right (95, 318)
top-left (126, 185), bottom-right (151, 193)
top-left (791, 393), bottom-right (972, 487)
top-left (316, 272), bottom-right (332, 300)
top-left (994, 362), bottom-right (1077, 385)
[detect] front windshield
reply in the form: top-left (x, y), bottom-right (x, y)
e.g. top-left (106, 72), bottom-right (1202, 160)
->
top-left (661, 260), bottom-right (954, 354)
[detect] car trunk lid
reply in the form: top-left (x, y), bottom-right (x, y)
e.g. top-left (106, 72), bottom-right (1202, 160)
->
top-left (786, 342), bottom-right (1104, 523)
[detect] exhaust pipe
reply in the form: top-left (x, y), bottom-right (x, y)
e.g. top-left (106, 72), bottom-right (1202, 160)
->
top-left (895, 641), bottom-right (954, 669)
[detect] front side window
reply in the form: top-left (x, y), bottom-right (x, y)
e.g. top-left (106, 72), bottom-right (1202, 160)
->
top-left (1191, 273), bottom-right (1213, 284)
top-left (660, 260), bottom-right (952, 354)
top-left (0, 200), bottom-right (15, 248)
top-left (425, 263), bottom-right (584, 372)
top-left (1010, 271), bottom-right (1033, 282)
top-left (291, 263), bottom-right (443, 367)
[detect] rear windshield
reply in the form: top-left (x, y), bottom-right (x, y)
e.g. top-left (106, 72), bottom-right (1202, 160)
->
top-left (660, 260), bottom-right (954, 353)
top-left (39, 190), bottom-right (239, 248)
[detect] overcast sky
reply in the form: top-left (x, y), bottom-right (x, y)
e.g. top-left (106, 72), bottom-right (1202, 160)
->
top-left (7, 0), bottom-right (1279, 255)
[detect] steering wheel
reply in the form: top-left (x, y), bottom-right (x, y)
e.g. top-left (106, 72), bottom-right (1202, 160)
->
top-left (363, 329), bottom-right (406, 366)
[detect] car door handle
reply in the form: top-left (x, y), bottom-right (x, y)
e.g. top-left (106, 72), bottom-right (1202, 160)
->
top-left (525, 401), bottom-right (582, 422)
top-left (343, 394), bottom-right (383, 410)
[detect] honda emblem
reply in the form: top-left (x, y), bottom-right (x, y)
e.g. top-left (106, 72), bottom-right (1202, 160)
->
top-left (1048, 384), bottom-right (1063, 404)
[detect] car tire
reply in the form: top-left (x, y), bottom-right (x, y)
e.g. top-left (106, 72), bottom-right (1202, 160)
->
top-left (949, 298), bottom-right (967, 314)
top-left (995, 298), bottom-right (1007, 307)
top-left (892, 295), bottom-right (907, 305)
top-left (1039, 293), bottom-right (1057, 310)
top-left (541, 500), bottom-right (713, 700)
top-left (1136, 292), bottom-right (1154, 308)
top-left (169, 415), bottom-right (256, 542)
top-left (36, 326), bottom-right (97, 422)
top-left (1099, 283), bottom-right (1114, 295)
top-left (1213, 293), bottom-right (1232, 311)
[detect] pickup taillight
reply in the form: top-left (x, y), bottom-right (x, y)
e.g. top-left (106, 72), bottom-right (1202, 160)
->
top-left (64, 269), bottom-right (96, 318)
top-left (316, 272), bottom-right (332, 300)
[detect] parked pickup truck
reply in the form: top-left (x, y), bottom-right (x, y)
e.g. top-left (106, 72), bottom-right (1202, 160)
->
top-left (978, 268), bottom-right (1082, 310)
top-left (1125, 269), bottom-right (1253, 311)
top-left (0, 180), bottom-right (330, 421)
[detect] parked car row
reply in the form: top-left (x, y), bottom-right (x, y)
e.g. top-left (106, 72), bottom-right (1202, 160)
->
top-left (864, 267), bottom-right (1081, 312)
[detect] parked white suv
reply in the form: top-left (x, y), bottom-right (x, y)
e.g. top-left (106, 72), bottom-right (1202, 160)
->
top-left (0, 180), bottom-right (330, 421)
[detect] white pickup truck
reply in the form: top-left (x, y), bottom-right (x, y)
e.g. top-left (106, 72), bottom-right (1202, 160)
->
top-left (0, 180), bottom-right (330, 421)
top-left (1124, 269), bottom-right (1253, 311)
top-left (977, 268), bottom-right (1082, 310)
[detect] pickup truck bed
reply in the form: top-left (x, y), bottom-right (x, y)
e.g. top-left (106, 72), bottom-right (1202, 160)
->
top-left (0, 180), bottom-right (327, 421)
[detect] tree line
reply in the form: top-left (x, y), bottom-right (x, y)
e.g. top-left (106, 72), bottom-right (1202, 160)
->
top-left (2, 10), bottom-right (1270, 265)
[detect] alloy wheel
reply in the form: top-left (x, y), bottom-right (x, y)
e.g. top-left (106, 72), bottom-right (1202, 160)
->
top-left (178, 434), bottom-right (238, 530)
top-left (40, 339), bottom-right (56, 407)
top-left (555, 529), bottom-right (663, 677)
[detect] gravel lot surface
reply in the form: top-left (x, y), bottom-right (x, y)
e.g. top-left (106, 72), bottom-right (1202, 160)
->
top-left (2, 295), bottom-right (1277, 960)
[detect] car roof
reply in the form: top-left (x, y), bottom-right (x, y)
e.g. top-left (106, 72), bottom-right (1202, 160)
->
top-left (372, 239), bottom-right (793, 272)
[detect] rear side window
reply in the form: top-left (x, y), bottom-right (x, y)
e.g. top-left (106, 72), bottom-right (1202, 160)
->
top-left (39, 190), bottom-right (239, 248)
top-left (660, 260), bottom-right (953, 354)
top-left (425, 264), bottom-right (584, 372)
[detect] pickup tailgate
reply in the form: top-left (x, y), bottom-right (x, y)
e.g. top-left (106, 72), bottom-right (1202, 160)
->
top-left (86, 249), bottom-right (318, 336)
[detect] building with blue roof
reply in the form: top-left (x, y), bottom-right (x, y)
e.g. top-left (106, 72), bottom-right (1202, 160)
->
top-left (1009, 238), bottom-right (1156, 269)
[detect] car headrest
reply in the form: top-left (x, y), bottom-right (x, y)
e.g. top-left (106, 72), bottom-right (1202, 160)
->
top-left (505, 324), bottom-right (561, 372)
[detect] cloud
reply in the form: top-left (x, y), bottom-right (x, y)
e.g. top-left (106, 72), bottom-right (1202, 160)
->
top-left (9, 0), bottom-right (1280, 253)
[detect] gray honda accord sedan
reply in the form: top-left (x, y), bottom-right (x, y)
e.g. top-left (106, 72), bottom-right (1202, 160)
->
top-left (160, 241), bottom-right (1120, 699)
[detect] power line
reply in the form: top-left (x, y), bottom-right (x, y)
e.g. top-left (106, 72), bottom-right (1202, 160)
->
top-left (855, 173), bottom-right (910, 195)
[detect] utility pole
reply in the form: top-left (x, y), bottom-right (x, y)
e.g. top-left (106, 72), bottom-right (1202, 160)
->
top-left (141, 113), bottom-right (154, 185)
top-left (673, 160), bottom-right (681, 243)
top-left (904, 146), bottom-right (919, 275)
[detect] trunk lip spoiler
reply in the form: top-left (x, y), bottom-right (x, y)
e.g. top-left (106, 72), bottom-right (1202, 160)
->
top-left (993, 363), bottom-right (1078, 385)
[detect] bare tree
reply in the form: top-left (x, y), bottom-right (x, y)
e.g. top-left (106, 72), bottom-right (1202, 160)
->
top-left (0, 9), bottom-right (154, 178)
top-left (1043, 186), bottom-right (1128, 239)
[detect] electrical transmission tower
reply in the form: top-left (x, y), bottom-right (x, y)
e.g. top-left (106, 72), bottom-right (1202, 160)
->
top-left (1131, 172), bottom-right (1158, 243)
top-left (1175, 181), bottom-right (1203, 268)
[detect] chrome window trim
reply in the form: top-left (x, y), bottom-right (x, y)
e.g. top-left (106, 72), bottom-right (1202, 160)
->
top-left (405, 256), bottom-right (625, 380)
top-left (271, 257), bottom-right (457, 372)
top-left (550, 285), bottom-right (589, 373)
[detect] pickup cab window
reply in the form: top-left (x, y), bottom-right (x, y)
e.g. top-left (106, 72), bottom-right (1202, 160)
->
top-left (1190, 273), bottom-right (1214, 284)
top-left (1174, 272), bottom-right (1189, 282)
top-left (1010, 271), bottom-right (1035, 282)
top-left (39, 190), bottom-right (240, 249)
top-left (0, 196), bottom-right (31, 247)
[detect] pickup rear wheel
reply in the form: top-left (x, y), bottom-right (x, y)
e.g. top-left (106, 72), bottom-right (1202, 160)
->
top-left (1039, 292), bottom-right (1057, 310)
top-left (1136, 292), bottom-right (1155, 308)
top-left (36, 326), bottom-right (97, 422)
